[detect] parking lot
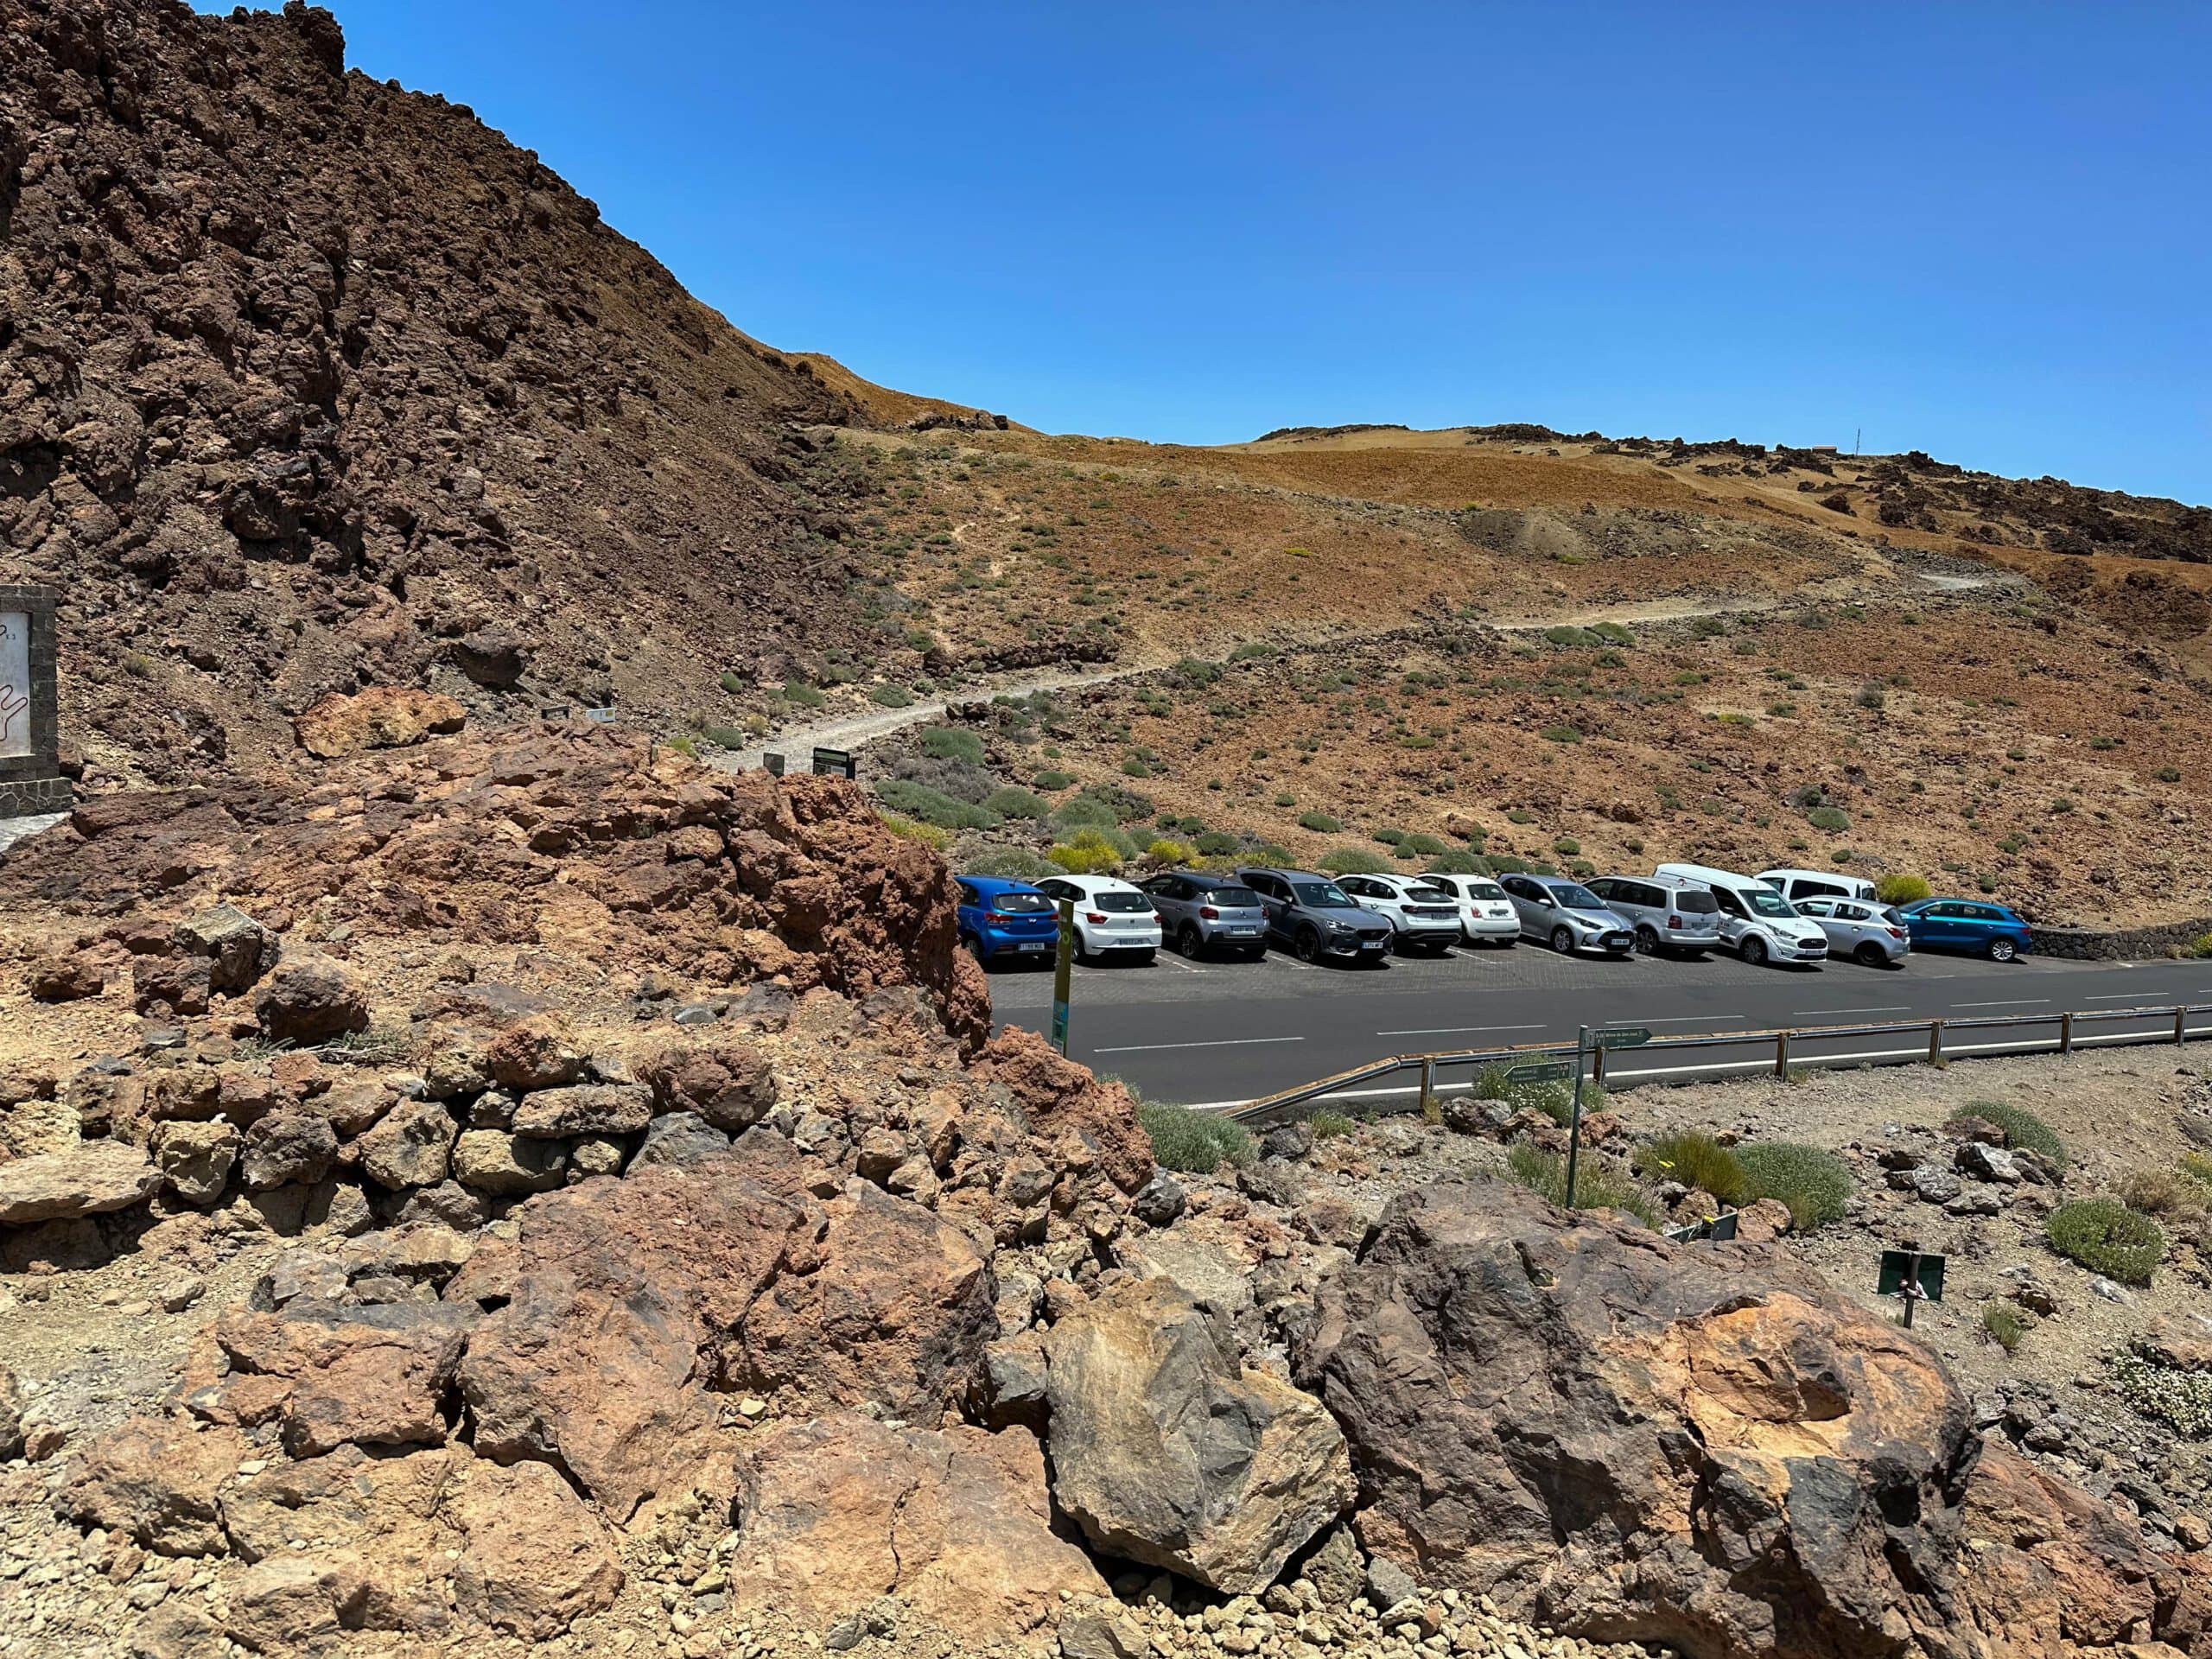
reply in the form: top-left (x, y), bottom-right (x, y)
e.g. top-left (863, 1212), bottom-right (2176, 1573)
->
top-left (987, 937), bottom-right (2212, 1108)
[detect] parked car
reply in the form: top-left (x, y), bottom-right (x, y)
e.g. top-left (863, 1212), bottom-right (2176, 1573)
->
top-left (1795, 894), bottom-right (1912, 966)
top-left (1137, 869), bottom-right (1269, 960)
top-left (953, 876), bottom-right (1059, 968)
top-left (1031, 874), bottom-right (1162, 964)
top-left (1334, 873), bottom-right (1462, 954)
top-left (1895, 897), bottom-right (2035, 962)
top-left (1757, 867), bottom-right (1878, 906)
top-left (1417, 872), bottom-right (1520, 946)
top-left (1654, 861), bottom-right (1829, 966)
top-left (1497, 873), bottom-right (1635, 956)
top-left (1236, 867), bottom-right (1395, 963)
top-left (1583, 874), bottom-right (1725, 956)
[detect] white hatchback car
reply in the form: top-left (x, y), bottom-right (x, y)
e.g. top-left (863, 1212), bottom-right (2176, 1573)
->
top-left (1414, 872), bottom-right (1520, 946)
top-left (1030, 874), bottom-right (1163, 964)
top-left (1335, 873), bottom-right (1463, 954)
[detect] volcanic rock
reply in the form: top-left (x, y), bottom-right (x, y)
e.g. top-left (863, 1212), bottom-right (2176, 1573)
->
top-left (251, 957), bottom-right (369, 1046)
top-left (0, 1141), bottom-right (162, 1225)
top-left (203, 1298), bottom-right (474, 1457)
top-left (173, 904), bottom-right (281, 995)
top-left (293, 687), bottom-right (466, 760)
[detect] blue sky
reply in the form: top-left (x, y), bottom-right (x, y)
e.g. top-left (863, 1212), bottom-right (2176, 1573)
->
top-left (245, 3), bottom-right (2207, 499)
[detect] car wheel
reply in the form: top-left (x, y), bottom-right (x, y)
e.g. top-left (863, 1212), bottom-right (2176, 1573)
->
top-left (1295, 926), bottom-right (1323, 963)
top-left (1854, 941), bottom-right (1887, 968)
top-left (1635, 925), bottom-right (1659, 956)
top-left (1550, 925), bottom-right (1575, 955)
top-left (1178, 924), bottom-right (1203, 959)
top-left (1988, 937), bottom-right (2018, 963)
top-left (1740, 934), bottom-right (1769, 967)
top-left (961, 932), bottom-right (986, 965)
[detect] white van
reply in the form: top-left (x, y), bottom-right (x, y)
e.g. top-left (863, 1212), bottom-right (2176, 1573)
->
top-left (1757, 867), bottom-right (1878, 906)
top-left (1654, 862), bottom-right (1831, 966)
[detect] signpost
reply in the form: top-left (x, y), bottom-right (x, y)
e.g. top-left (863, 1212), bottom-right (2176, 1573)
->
top-left (763, 752), bottom-right (785, 777)
top-left (1503, 1059), bottom-right (1570, 1086)
top-left (812, 747), bottom-right (857, 780)
top-left (1878, 1245), bottom-right (1947, 1327)
top-left (1565, 1026), bottom-right (1651, 1209)
top-left (1050, 899), bottom-right (1075, 1054)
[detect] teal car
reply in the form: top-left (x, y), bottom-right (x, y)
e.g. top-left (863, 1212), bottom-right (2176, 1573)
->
top-left (1895, 898), bottom-right (2034, 962)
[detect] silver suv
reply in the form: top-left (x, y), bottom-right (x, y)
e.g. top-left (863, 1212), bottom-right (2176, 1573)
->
top-left (1236, 868), bottom-right (1394, 963)
top-left (1583, 874), bottom-right (1724, 956)
top-left (1137, 869), bottom-right (1269, 960)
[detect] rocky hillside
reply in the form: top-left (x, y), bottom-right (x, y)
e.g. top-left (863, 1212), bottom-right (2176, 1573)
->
top-left (0, 0), bottom-right (1002, 787)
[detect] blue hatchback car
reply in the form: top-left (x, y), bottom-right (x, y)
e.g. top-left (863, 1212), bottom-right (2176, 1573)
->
top-left (1895, 897), bottom-right (2034, 963)
top-left (955, 875), bottom-right (1060, 968)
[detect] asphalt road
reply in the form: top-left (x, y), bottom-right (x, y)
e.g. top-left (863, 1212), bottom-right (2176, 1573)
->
top-left (986, 938), bottom-right (2212, 1109)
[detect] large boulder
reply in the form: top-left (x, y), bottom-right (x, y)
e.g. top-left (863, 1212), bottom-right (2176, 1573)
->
top-left (1043, 1277), bottom-right (1351, 1593)
top-left (0, 1141), bottom-right (162, 1225)
top-left (292, 686), bottom-right (465, 759)
top-left (728, 1414), bottom-right (1107, 1638)
top-left (251, 957), bottom-right (369, 1045)
top-left (152, 1118), bottom-right (243, 1206)
top-left (645, 1039), bottom-right (779, 1131)
top-left (240, 1110), bottom-right (339, 1191)
top-left (54, 1415), bottom-right (255, 1556)
top-left (202, 1298), bottom-right (474, 1457)
top-left (974, 1027), bottom-right (1154, 1193)
top-left (445, 1155), bottom-right (806, 1521)
top-left (1298, 1179), bottom-right (2210, 1659)
top-left (173, 902), bottom-right (280, 994)
top-left (734, 1180), bottom-right (996, 1421)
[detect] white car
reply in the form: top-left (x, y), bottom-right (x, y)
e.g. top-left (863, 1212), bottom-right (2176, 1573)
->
top-left (1334, 873), bottom-right (1463, 954)
top-left (1416, 872), bottom-right (1520, 946)
top-left (1655, 861), bottom-right (1829, 966)
top-left (1757, 867), bottom-right (1878, 906)
top-left (1030, 874), bottom-right (1162, 964)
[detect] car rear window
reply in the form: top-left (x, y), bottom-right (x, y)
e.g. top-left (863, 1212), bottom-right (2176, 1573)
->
top-left (1466, 880), bottom-right (1506, 900)
top-left (1675, 890), bottom-right (1719, 913)
top-left (1094, 891), bottom-right (1150, 912)
top-left (1408, 885), bottom-right (1451, 902)
top-left (1205, 886), bottom-right (1261, 907)
top-left (992, 892), bottom-right (1052, 913)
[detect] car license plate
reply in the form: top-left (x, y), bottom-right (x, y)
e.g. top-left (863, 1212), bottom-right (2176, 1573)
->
top-left (1020, 941), bottom-right (1052, 952)
top-left (1227, 927), bottom-right (1258, 938)
top-left (1360, 939), bottom-right (1386, 951)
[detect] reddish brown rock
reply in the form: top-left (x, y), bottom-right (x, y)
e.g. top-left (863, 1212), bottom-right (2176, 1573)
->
top-left (251, 957), bottom-right (370, 1046)
top-left (293, 687), bottom-right (466, 759)
top-left (54, 1414), bottom-right (254, 1557)
top-left (448, 1457), bottom-right (626, 1637)
top-left (729, 1414), bottom-right (1106, 1637)
top-left (973, 1026), bottom-right (1155, 1194)
top-left (484, 1016), bottom-right (588, 1090)
top-left (205, 1298), bottom-right (473, 1457)
top-left (26, 952), bottom-right (104, 1002)
top-left (645, 1039), bottom-right (779, 1131)
top-left (734, 1182), bottom-right (996, 1421)
top-left (0, 1141), bottom-right (162, 1225)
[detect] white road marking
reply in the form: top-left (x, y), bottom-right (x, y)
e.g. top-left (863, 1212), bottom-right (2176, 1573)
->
top-left (2085, 992), bottom-right (2174, 1002)
top-left (1091, 1035), bottom-right (1306, 1055)
top-left (1625, 1014), bottom-right (1738, 1024)
top-left (1154, 954), bottom-right (1205, 974)
top-left (1376, 1023), bottom-right (1546, 1037)
top-left (1952, 998), bottom-right (2051, 1008)
top-left (1795, 1005), bottom-right (1912, 1016)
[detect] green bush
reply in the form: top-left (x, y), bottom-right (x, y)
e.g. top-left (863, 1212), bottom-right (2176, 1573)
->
top-left (719, 671), bottom-right (747, 696)
top-left (1319, 847), bottom-right (1389, 875)
top-left (1982, 1304), bottom-right (2025, 1353)
top-left (1552, 836), bottom-right (1580, 856)
top-left (1372, 827), bottom-right (1408, 846)
top-left (876, 779), bottom-right (1000, 831)
top-left (922, 727), bottom-right (986, 765)
top-left (1738, 1141), bottom-right (1853, 1231)
top-left (1874, 873), bottom-right (1931, 906)
top-left (1054, 797), bottom-right (1118, 830)
top-left (2047, 1198), bottom-right (2164, 1285)
top-left (1138, 1101), bottom-right (1256, 1173)
top-left (1171, 657), bottom-right (1223, 688)
top-left (1543, 625), bottom-right (1596, 646)
top-left (1958, 1101), bottom-right (2066, 1167)
top-left (1308, 1109), bottom-right (1357, 1139)
top-left (878, 812), bottom-right (949, 849)
top-left (1541, 724), bottom-right (1582, 744)
top-left (1049, 828), bottom-right (1128, 875)
top-left (870, 683), bottom-right (916, 709)
top-left (777, 682), bottom-right (826, 709)
top-left (1401, 833), bottom-right (1449, 857)
top-left (1472, 1065), bottom-right (1603, 1129)
top-left (1274, 791), bottom-right (1298, 808)
top-left (961, 845), bottom-right (1059, 880)
top-left (1634, 1130), bottom-right (1748, 1205)
top-left (1147, 838), bottom-right (1190, 864)
top-left (1804, 805), bottom-right (1851, 834)
top-left (1426, 851), bottom-right (1491, 876)
top-left (1505, 1144), bottom-right (1658, 1227)
top-left (1194, 830), bottom-right (1240, 856)
top-left (1033, 770), bottom-right (1076, 791)
top-left (1072, 782), bottom-right (1154, 823)
top-left (985, 785), bottom-right (1050, 820)
top-left (1589, 621), bottom-right (1632, 645)
top-left (1298, 810), bottom-right (1343, 834)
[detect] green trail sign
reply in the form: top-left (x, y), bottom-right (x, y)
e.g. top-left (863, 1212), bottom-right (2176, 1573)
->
top-left (1503, 1059), bottom-right (1571, 1085)
top-left (1878, 1246), bottom-right (1946, 1327)
top-left (1050, 899), bottom-right (1075, 1054)
top-left (1593, 1026), bottom-right (1652, 1048)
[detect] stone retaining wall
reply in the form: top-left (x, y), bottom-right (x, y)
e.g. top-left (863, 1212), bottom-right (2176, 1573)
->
top-left (2031, 918), bottom-right (2212, 961)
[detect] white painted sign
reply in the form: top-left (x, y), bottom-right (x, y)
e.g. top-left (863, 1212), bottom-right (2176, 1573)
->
top-left (0, 612), bottom-right (29, 759)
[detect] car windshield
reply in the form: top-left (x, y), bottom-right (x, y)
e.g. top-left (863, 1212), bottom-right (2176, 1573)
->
top-left (1205, 886), bottom-right (1261, 907)
top-left (992, 891), bottom-right (1052, 913)
top-left (1675, 890), bottom-right (1719, 913)
top-left (1294, 881), bottom-right (1355, 908)
top-left (1745, 888), bottom-right (1796, 918)
top-left (1466, 880), bottom-right (1507, 900)
top-left (1549, 884), bottom-right (1605, 910)
top-left (1093, 891), bottom-right (1151, 913)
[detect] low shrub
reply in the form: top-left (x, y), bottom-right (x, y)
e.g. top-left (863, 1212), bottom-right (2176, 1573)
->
top-left (694, 723), bottom-right (749, 749)
top-left (719, 671), bottom-right (747, 696)
top-left (1874, 873), bottom-right (1931, 906)
top-left (1319, 847), bottom-right (1389, 875)
top-left (1274, 791), bottom-right (1298, 808)
top-left (1552, 836), bottom-right (1580, 856)
top-left (879, 812), bottom-right (950, 849)
top-left (1033, 769), bottom-right (1076, 791)
top-left (1147, 838), bottom-right (1191, 863)
top-left (1372, 827), bottom-right (1408, 846)
top-left (1308, 1109), bottom-right (1357, 1139)
top-left (1737, 1141), bottom-right (1853, 1231)
top-left (961, 845), bottom-right (1059, 880)
top-left (1634, 1130), bottom-right (1748, 1205)
top-left (777, 682), bottom-right (827, 709)
top-left (870, 683), bottom-right (916, 709)
top-left (2109, 1348), bottom-right (2212, 1436)
top-left (2048, 1198), bottom-right (2164, 1285)
top-left (1054, 798), bottom-right (1118, 830)
top-left (1048, 830), bottom-right (1126, 874)
top-left (1298, 810), bottom-right (1343, 834)
top-left (1426, 851), bottom-right (1491, 876)
top-left (1506, 1144), bottom-right (1658, 1227)
top-left (920, 726), bottom-right (985, 765)
top-left (1982, 1304), bottom-right (2025, 1353)
top-left (1804, 805), bottom-right (1851, 834)
top-left (1138, 1101), bottom-right (1256, 1173)
top-left (877, 779), bottom-right (1001, 832)
top-left (1072, 782), bottom-right (1154, 823)
top-left (1402, 833), bottom-right (1449, 857)
top-left (1540, 724), bottom-right (1582, 744)
top-left (1959, 1100), bottom-right (2067, 1167)
top-left (984, 785), bottom-right (1050, 820)
top-left (2120, 1166), bottom-right (2202, 1217)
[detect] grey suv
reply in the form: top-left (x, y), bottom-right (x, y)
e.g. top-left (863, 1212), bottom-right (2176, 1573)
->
top-left (1138, 869), bottom-right (1269, 960)
top-left (1583, 874), bottom-right (1724, 956)
top-left (1236, 868), bottom-right (1394, 963)
top-left (1498, 873), bottom-right (1635, 956)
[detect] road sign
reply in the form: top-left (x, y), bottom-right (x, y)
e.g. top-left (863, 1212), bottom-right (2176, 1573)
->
top-left (811, 747), bottom-right (856, 779)
top-left (1050, 899), bottom-right (1075, 1055)
top-left (1665, 1211), bottom-right (1741, 1245)
top-left (1593, 1026), bottom-right (1652, 1048)
top-left (1878, 1246), bottom-right (1946, 1327)
top-left (1503, 1059), bottom-right (1570, 1085)
top-left (762, 752), bottom-right (785, 777)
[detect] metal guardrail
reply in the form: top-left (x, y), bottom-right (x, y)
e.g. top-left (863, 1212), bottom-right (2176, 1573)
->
top-left (1228, 1001), bottom-right (2212, 1125)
